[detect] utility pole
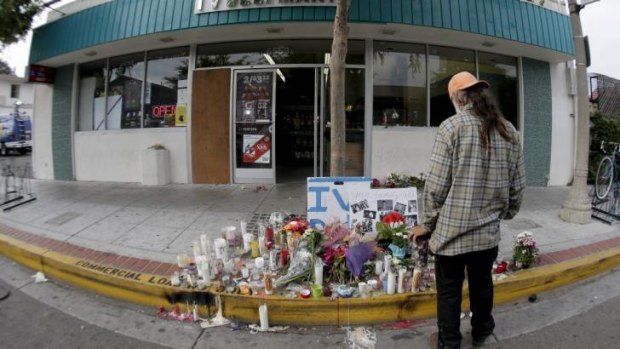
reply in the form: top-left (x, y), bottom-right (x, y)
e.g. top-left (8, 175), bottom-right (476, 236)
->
top-left (560, 0), bottom-right (599, 223)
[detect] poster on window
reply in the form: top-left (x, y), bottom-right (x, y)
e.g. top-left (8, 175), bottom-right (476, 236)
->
top-left (242, 133), bottom-right (271, 164)
top-left (348, 188), bottom-right (419, 235)
top-left (175, 104), bottom-right (187, 127)
top-left (236, 72), bottom-right (273, 123)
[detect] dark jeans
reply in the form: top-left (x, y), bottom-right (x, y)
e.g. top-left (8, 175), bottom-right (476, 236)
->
top-left (434, 246), bottom-right (499, 349)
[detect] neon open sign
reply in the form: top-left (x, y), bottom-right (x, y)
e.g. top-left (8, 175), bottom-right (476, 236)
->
top-left (195, 0), bottom-right (336, 14)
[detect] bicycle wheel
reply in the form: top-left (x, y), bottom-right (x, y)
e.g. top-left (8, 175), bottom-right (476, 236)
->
top-left (595, 156), bottom-right (614, 200)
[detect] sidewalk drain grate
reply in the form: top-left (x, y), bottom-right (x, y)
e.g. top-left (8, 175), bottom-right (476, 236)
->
top-left (45, 212), bottom-right (82, 226)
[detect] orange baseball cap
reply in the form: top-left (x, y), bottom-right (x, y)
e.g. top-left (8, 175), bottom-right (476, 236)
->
top-left (448, 71), bottom-right (489, 97)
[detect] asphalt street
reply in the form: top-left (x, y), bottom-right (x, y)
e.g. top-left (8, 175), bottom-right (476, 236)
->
top-left (1, 254), bottom-right (620, 349)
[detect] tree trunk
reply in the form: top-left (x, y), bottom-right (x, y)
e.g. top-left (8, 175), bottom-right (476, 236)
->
top-left (329, 0), bottom-right (350, 177)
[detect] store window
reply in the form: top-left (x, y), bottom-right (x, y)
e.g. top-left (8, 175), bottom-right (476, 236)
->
top-left (108, 53), bottom-right (146, 129)
top-left (78, 60), bottom-right (107, 131)
top-left (144, 47), bottom-right (189, 128)
top-left (196, 40), bottom-right (365, 68)
top-left (428, 46), bottom-right (475, 126)
top-left (478, 52), bottom-right (519, 128)
top-left (372, 42), bottom-right (427, 127)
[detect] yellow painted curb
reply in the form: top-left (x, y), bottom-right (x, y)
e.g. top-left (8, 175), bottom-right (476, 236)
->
top-left (2, 230), bottom-right (620, 325)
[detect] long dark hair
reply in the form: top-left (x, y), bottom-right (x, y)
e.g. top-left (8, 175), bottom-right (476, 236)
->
top-left (453, 86), bottom-right (516, 148)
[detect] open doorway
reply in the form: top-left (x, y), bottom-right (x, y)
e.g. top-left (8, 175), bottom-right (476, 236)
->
top-left (275, 68), bottom-right (317, 183)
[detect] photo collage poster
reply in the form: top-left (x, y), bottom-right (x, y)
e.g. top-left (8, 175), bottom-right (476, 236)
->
top-left (348, 187), bottom-right (419, 236)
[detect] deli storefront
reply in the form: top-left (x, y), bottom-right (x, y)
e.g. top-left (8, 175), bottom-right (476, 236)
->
top-left (29, 0), bottom-right (575, 186)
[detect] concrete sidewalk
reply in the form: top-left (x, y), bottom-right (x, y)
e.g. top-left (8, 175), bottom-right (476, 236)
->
top-left (1, 180), bottom-right (617, 264)
top-left (1, 179), bottom-right (620, 325)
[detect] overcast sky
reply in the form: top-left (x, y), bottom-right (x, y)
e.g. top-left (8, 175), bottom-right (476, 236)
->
top-left (1, 0), bottom-right (618, 79)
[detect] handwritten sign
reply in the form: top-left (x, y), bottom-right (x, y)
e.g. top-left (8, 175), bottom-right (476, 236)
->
top-left (348, 187), bottom-right (419, 235)
top-left (307, 177), bottom-right (371, 228)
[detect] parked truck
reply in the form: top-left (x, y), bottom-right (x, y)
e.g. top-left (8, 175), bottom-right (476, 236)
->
top-left (0, 112), bottom-right (32, 156)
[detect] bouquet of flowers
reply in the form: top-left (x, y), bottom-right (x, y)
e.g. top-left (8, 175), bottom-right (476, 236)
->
top-left (375, 212), bottom-right (410, 256)
top-left (513, 231), bottom-right (539, 269)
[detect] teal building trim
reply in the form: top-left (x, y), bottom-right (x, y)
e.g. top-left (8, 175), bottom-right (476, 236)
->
top-left (30, 0), bottom-right (574, 64)
top-left (522, 58), bottom-right (552, 187)
top-left (52, 65), bottom-right (74, 181)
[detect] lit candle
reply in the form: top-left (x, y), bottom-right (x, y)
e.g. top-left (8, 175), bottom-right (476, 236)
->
top-left (259, 304), bottom-right (269, 330)
top-left (387, 270), bottom-right (396, 295)
top-left (397, 268), bottom-right (406, 294)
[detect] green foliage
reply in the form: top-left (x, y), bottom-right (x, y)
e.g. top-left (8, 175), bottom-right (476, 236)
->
top-left (0, 58), bottom-right (13, 74)
top-left (0, 0), bottom-right (42, 45)
top-left (374, 172), bottom-right (426, 189)
top-left (588, 111), bottom-right (620, 182)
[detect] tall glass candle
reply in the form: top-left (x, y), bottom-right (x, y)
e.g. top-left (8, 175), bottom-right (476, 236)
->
top-left (397, 268), bottom-right (406, 294)
top-left (387, 270), bottom-right (396, 295)
top-left (314, 259), bottom-right (323, 286)
top-left (375, 260), bottom-right (383, 276)
top-left (259, 304), bottom-right (269, 330)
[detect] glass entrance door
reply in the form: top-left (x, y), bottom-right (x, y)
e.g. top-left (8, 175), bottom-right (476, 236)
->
top-left (233, 70), bottom-right (276, 183)
top-left (275, 68), bottom-right (319, 183)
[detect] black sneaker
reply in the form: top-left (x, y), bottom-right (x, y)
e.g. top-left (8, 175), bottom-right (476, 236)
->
top-left (472, 334), bottom-right (491, 347)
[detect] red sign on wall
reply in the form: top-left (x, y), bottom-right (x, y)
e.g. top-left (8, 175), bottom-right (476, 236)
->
top-left (28, 64), bottom-right (55, 84)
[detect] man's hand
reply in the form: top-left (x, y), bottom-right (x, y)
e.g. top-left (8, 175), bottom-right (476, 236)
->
top-left (409, 225), bottom-right (430, 241)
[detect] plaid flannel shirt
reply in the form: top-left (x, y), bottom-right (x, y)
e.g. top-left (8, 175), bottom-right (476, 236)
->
top-left (423, 110), bottom-right (526, 256)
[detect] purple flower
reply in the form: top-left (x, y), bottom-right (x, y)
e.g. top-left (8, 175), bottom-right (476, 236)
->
top-left (345, 242), bottom-right (375, 277)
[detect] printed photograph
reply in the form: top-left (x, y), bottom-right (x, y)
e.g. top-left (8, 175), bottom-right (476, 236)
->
top-left (363, 210), bottom-right (377, 219)
top-left (351, 199), bottom-right (370, 214)
top-left (394, 202), bottom-right (407, 215)
top-left (408, 200), bottom-right (418, 213)
top-left (405, 214), bottom-right (418, 227)
top-left (377, 199), bottom-right (394, 211)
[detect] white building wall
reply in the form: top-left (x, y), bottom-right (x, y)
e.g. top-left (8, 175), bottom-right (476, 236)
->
top-left (74, 128), bottom-right (189, 183)
top-left (549, 62), bottom-right (576, 186)
top-left (0, 76), bottom-right (34, 115)
top-left (370, 127), bottom-right (437, 179)
top-left (32, 84), bottom-right (55, 179)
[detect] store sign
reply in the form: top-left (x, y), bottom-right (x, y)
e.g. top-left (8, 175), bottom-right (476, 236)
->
top-left (152, 104), bottom-right (176, 118)
top-left (195, 0), bottom-right (336, 14)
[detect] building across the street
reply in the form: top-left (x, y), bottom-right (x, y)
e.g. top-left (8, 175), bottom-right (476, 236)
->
top-left (0, 74), bottom-right (33, 116)
top-left (28, 0), bottom-right (576, 186)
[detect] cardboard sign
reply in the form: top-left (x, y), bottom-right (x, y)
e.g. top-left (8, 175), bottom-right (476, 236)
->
top-left (307, 177), bottom-right (371, 228)
top-left (348, 187), bottom-right (419, 235)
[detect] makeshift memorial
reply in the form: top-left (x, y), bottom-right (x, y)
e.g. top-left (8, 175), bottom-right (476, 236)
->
top-left (513, 231), bottom-right (539, 269)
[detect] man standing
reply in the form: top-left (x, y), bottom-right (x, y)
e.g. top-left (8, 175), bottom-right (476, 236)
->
top-left (410, 71), bottom-right (526, 348)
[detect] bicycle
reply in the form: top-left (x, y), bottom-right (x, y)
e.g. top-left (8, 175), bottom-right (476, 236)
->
top-left (594, 141), bottom-right (620, 200)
